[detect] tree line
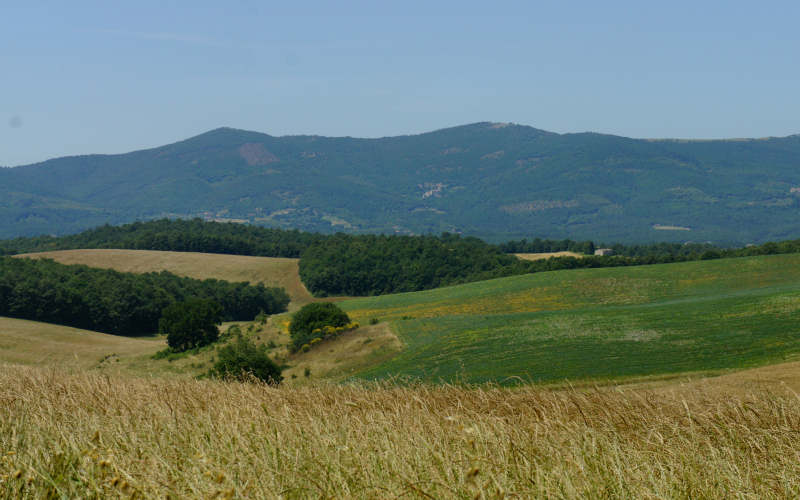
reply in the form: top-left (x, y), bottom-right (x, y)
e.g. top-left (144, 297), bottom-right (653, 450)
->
top-left (0, 218), bottom-right (325, 258)
top-left (497, 238), bottom-right (726, 258)
top-left (0, 257), bottom-right (289, 336)
top-left (4, 219), bottom-right (800, 299)
top-left (301, 235), bottom-right (800, 296)
top-left (299, 233), bottom-right (532, 296)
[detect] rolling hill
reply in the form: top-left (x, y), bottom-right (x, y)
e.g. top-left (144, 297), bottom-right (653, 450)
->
top-left (3, 244), bottom-right (800, 499)
top-left (0, 316), bottom-right (161, 369)
top-left (8, 248), bottom-right (800, 385)
top-left (3, 123), bottom-right (800, 243)
top-left (341, 253), bottom-right (800, 384)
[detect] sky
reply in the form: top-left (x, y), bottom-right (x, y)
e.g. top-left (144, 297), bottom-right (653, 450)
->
top-left (2, 0), bottom-right (799, 166)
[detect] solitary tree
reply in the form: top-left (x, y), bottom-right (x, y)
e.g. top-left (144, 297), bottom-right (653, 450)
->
top-left (159, 299), bottom-right (222, 352)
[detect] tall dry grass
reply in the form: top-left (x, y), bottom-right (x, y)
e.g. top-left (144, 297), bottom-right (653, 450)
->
top-left (1, 364), bottom-right (799, 499)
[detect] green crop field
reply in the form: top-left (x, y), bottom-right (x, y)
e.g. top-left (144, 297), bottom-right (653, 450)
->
top-left (341, 253), bottom-right (800, 384)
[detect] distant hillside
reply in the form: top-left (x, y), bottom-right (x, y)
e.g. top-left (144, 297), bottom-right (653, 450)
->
top-left (3, 123), bottom-right (800, 243)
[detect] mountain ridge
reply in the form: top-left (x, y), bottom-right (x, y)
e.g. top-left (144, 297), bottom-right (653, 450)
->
top-left (2, 122), bottom-right (800, 243)
top-left (6, 122), bottom-right (800, 170)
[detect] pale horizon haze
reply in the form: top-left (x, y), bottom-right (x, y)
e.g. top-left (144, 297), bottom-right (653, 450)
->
top-left (2, 0), bottom-right (799, 166)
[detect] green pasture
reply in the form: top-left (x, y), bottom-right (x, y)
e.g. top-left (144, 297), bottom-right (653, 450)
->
top-left (342, 254), bottom-right (800, 384)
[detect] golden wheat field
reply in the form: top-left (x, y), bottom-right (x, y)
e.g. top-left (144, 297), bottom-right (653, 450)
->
top-left (514, 251), bottom-right (584, 261)
top-left (2, 362), bottom-right (800, 499)
top-left (17, 249), bottom-right (315, 308)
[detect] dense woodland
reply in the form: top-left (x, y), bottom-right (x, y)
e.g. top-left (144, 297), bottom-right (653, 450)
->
top-left (0, 219), bottom-right (323, 258)
top-left (299, 235), bottom-right (800, 296)
top-left (0, 257), bottom-right (289, 335)
top-left (299, 233), bottom-right (532, 296)
top-left (5, 219), bottom-right (800, 298)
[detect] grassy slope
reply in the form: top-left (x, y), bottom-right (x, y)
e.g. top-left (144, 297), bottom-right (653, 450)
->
top-left (9, 248), bottom-right (800, 386)
top-left (6, 249), bottom-right (372, 381)
top-left (0, 316), bottom-right (288, 379)
top-left (17, 249), bottom-right (315, 308)
top-left (5, 250), bottom-right (800, 496)
top-left (280, 323), bottom-right (403, 382)
top-left (342, 253), bottom-right (800, 384)
top-left (0, 316), bottom-right (161, 370)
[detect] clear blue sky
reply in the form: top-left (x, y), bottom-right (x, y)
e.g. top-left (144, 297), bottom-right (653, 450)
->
top-left (2, 0), bottom-right (799, 166)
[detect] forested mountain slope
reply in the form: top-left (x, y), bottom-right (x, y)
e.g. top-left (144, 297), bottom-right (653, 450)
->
top-left (3, 122), bottom-right (800, 243)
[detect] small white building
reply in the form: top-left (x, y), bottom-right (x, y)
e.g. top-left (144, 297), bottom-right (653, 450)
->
top-left (594, 248), bottom-right (615, 256)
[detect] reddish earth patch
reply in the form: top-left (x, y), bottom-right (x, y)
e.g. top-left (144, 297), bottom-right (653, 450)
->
top-left (239, 143), bottom-right (279, 166)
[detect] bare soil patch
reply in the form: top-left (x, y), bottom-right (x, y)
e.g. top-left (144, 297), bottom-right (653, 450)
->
top-left (515, 251), bottom-right (584, 261)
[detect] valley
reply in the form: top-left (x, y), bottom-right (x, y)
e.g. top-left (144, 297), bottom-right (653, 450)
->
top-left (5, 4), bottom-right (798, 496)
top-left (3, 236), bottom-right (800, 498)
top-left (5, 248), bottom-right (800, 386)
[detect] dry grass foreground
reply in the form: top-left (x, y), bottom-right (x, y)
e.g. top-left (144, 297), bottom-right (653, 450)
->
top-left (17, 249), bottom-right (315, 308)
top-left (2, 364), bottom-right (800, 498)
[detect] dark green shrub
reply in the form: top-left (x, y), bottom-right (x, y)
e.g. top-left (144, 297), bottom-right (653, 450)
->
top-left (210, 335), bottom-right (282, 384)
top-left (160, 299), bottom-right (222, 352)
top-left (225, 324), bottom-right (242, 338)
top-left (289, 303), bottom-right (350, 352)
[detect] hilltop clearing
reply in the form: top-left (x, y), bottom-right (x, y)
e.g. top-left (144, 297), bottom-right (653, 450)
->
top-left (280, 322), bottom-right (403, 382)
